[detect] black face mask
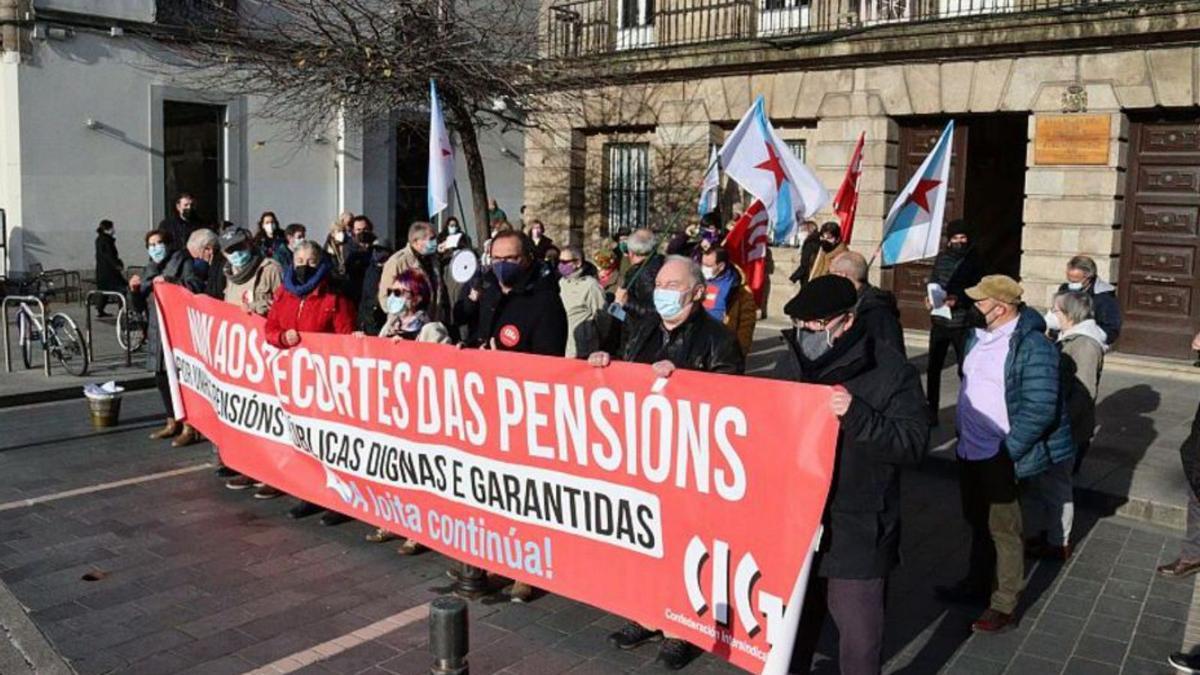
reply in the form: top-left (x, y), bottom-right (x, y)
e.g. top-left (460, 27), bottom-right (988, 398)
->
top-left (969, 305), bottom-right (988, 328)
top-left (820, 240), bottom-right (838, 253)
top-left (947, 241), bottom-right (967, 252)
top-left (293, 265), bottom-right (315, 285)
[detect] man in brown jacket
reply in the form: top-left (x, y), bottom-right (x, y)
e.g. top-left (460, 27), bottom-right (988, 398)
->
top-left (377, 222), bottom-right (447, 322)
top-left (699, 247), bottom-right (757, 356)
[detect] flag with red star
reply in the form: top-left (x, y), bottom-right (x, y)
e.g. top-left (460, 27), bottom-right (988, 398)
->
top-left (428, 80), bottom-right (455, 220)
top-left (880, 120), bottom-right (954, 266)
top-left (717, 96), bottom-right (828, 244)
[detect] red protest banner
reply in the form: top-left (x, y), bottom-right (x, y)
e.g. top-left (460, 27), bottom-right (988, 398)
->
top-left (154, 282), bottom-right (838, 673)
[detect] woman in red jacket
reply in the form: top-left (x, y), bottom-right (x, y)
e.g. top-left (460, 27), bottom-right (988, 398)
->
top-left (262, 240), bottom-right (356, 524)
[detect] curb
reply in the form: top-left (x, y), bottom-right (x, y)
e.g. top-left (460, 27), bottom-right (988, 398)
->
top-left (0, 376), bottom-right (156, 409)
top-left (0, 577), bottom-right (75, 675)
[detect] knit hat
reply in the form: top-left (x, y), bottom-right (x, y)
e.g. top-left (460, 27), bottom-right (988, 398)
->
top-left (966, 274), bottom-right (1023, 304)
top-left (945, 219), bottom-right (971, 238)
top-left (784, 275), bottom-right (858, 321)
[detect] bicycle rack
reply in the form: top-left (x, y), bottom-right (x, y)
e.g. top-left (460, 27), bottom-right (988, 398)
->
top-left (2, 295), bottom-right (50, 376)
top-left (84, 290), bottom-right (132, 367)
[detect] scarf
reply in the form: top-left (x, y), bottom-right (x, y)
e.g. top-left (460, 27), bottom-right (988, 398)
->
top-left (282, 258), bottom-right (332, 297)
top-left (225, 253), bottom-right (264, 285)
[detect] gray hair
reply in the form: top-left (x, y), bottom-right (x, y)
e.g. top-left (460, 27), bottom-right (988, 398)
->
top-left (296, 240), bottom-right (324, 262)
top-left (627, 228), bottom-right (656, 256)
top-left (663, 254), bottom-right (704, 289)
top-left (830, 251), bottom-right (868, 283)
top-left (1067, 255), bottom-right (1097, 280)
top-left (1054, 290), bottom-right (1094, 325)
top-left (186, 228), bottom-right (218, 255)
top-left (407, 222), bottom-right (434, 244)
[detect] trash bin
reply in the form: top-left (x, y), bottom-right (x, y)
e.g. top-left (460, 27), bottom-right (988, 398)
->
top-left (86, 394), bottom-right (122, 428)
top-left (83, 381), bottom-right (126, 428)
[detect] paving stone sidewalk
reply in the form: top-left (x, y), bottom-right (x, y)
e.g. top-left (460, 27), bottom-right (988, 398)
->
top-left (0, 391), bottom-right (1193, 674)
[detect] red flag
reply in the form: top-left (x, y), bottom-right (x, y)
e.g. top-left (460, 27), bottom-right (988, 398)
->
top-left (833, 132), bottom-right (864, 244)
top-left (724, 199), bottom-right (770, 306)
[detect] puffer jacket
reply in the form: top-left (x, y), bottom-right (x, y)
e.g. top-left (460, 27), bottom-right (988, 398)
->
top-left (264, 263), bottom-right (356, 349)
top-left (965, 306), bottom-right (1074, 479)
top-left (709, 266), bottom-right (757, 356)
top-left (620, 307), bottom-right (744, 374)
top-left (786, 322), bottom-right (929, 579)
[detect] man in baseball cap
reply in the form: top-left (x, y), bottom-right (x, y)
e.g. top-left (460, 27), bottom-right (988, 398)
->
top-left (783, 275), bottom-right (929, 674)
top-left (937, 274), bottom-right (1074, 635)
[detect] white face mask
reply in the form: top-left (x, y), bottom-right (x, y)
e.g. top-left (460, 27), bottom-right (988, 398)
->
top-left (701, 265), bottom-right (717, 280)
top-left (1067, 281), bottom-right (1084, 291)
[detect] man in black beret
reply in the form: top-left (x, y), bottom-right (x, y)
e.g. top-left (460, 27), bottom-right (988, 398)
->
top-left (783, 275), bottom-right (930, 674)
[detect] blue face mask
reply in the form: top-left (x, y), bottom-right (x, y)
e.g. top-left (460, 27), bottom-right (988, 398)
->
top-left (148, 243), bottom-right (167, 264)
top-left (228, 250), bottom-right (252, 269)
top-left (421, 239), bottom-right (437, 256)
top-left (653, 288), bottom-right (688, 319)
top-left (492, 260), bottom-right (523, 286)
top-left (192, 258), bottom-right (210, 277)
top-left (385, 294), bottom-right (408, 315)
top-left (1067, 281), bottom-right (1085, 291)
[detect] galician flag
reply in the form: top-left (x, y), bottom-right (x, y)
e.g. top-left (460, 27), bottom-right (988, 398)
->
top-left (427, 79), bottom-right (455, 220)
top-left (718, 96), bottom-right (828, 244)
top-left (697, 145), bottom-right (720, 217)
top-left (880, 120), bottom-right (954, 266)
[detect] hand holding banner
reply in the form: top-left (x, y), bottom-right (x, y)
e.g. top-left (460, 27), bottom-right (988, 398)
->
top-left (155, 283), bottom-right (838, 673)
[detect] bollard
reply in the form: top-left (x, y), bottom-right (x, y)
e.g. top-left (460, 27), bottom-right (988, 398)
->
top-left (429, 596), bottom-right (469, 675)
top-left (452, 562), bottom-right (489, 599)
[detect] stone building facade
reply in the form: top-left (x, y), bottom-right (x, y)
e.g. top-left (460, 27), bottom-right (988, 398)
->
top-left (525, 0), bottom-right (1200, 359)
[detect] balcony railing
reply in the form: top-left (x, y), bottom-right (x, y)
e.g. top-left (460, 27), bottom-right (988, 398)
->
top-left (546, 0), bottom-right (1136, 57)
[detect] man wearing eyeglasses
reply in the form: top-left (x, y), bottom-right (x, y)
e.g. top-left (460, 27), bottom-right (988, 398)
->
top-left (458, 230), bottom-right (568, 356)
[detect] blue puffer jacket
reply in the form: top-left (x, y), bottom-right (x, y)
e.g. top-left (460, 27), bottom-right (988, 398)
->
top-left (965, 306), bottom-right (1074, 479)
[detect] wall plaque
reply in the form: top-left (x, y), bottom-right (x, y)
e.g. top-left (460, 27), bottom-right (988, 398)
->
top-left (1035, 114), bottom-right (1111, 166)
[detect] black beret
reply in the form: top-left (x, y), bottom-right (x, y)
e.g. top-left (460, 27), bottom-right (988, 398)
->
top-left (945, 218), bottom-right (971, 238)
top-left (784, 275), bottom-right (858, 321)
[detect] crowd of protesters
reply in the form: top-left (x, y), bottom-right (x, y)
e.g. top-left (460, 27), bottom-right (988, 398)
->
top-left (103, 190), bottom-right (1174, 673)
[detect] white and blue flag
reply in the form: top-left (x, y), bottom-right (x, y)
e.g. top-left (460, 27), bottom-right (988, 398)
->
top-left (427, 80), bottom-right (455, 221)
top-left (698, 145), bottom-right (720, 217)
top-left (718, 96), bottom-right (828, 244)
top-left (880, 120), bottom-right (955, 266)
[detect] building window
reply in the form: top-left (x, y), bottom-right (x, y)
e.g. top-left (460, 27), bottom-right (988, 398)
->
top-left (616, 0), bottom-right (654, 49)
top-left (157, 0), bottom-right (238, 28)
top-left (606, 143), bottom-right (650, 237)
top-left (860, 0), bottom-right (910, 25)
top-left (758, 0), bottom-right (810, 37)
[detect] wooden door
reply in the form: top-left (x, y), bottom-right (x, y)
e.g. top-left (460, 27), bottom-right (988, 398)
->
top-left (1118, 115), bottom-right (1200, 359)
top-left (888, 120), bottom-right (968, 329)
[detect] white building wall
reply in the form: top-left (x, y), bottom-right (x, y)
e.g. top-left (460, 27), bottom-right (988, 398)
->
top-left (0, 54), bottom-right (22, 275)
top-left (452, 122), bottom-right (526, 233)
top-left (7, 27), bottom-right (380, 273)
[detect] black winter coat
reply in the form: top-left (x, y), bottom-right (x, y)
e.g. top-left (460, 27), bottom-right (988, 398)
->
top-left (458, 266), bottom-right (568, 356)
top-left (621, 308), bottom-right (744, 374)
top-left (621, 254), bottom-right (665, 323)
top-left (157, 214), bottom-right (197, 251)
top-left (856, 285), bottom-right (906, 357)
top-left (789, 231), bottom-right (822, 285)
top-left (928, 246), bottom-right (982, 328)
top-left (785, 324), bottom-right (929, 579)
top-left (357, 243), bottom-right (395, 334)
top-left (94, 233), bottom-right (125, 291)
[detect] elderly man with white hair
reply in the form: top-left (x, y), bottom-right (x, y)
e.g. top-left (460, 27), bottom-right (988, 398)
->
top-left (589, 254), bottom-right (742, 670)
